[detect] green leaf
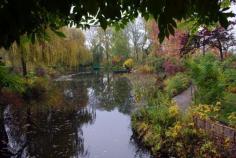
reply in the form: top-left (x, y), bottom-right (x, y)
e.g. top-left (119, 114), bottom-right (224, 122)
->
top-left (52, 30), bottom-right (66, 38)
top-left (168, 25), bottom-right (175, 36)
top-left (170, 19), bottom-right (177, 28)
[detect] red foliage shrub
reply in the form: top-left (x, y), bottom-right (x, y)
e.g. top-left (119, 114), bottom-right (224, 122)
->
top-left (162, 60), bottom-right (185, 76)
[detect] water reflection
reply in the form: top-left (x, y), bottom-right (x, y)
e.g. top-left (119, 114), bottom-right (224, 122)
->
top-left (91, 73), bottom-right (134, 114)
top-left (0, 73), bottom-right (151, 158)
top-left (3, 105), bottom-right (95, 157)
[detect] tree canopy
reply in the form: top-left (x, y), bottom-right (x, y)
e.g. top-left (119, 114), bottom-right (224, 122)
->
top-left (180, 24), bottom-right (236, 60)
top-left (0, 0), bottom-right (234, 48)
top-left (111, 29), bottom-right (131, 58)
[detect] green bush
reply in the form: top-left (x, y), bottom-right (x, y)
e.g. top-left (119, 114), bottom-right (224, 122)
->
top-left (228, 111), bottom-right (236, 128)
top-left (223, 68), bottom-right (236, 95)
top-left (187, 54), bottom-right (225, 104)
top-left (222, 55), bottom-right (236, 91)
top-left (145, 56), bottom-right (165, 73)
top-left (164, 73), bottom-right (191, 97)
top-left (222, 54), bottom-right (236, 69)
top-left (220, 93), bottom-right (236, 124)
top-left (132, 102), bottom-right (180, 152)
top-left (0, 66), bottom-right (25, 92)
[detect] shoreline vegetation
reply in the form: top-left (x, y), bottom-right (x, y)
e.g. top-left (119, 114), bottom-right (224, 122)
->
top-left (127, 53), bottom-right (236, 157)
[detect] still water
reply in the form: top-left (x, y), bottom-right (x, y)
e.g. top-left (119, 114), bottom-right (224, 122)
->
top-left (0, 74), bottom-right (152, 158)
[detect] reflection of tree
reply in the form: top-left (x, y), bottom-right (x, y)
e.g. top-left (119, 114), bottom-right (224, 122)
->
top-left (0, 77), bottom-right (96, 157)
top-left (0, 106), bottom-right (12, 157)
top-left (24, 107), bottom-right (94, 157)
top-left (91, 74), bottom-right (133, 114)
top-left (92, 73), bottom-right (115, 111)
top-left (130, 133), bottom-right (153, 158)
top-left (1, 73), bottom-right (136, 157)
top-left (3, 105), bottom-right (27, 157)
top-left (54, 80), bottom-right (89, 108)
top-left (2, 100), bottom-right (95, 157)
top-left (112, 77), bottom-right (133, 114)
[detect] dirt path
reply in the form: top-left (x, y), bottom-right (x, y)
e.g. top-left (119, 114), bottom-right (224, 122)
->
top-left (173, 86), bottom-right (194, 112)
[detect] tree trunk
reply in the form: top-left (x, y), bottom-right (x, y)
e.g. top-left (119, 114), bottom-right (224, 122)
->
top-left (135, 46), bottom-right (139, 61)
top-left (202, 37), bottom-right (206, 56)
top-left (104, 30), bottom-right (110, 65)
top-left (20, 50), bottom-right (27, 76)
top-left (218, 40), bottom-right (224, 61)
top-left (105, 44), bottom-right (109, 64)
top-left (219, 49), bottom-right (224, 61)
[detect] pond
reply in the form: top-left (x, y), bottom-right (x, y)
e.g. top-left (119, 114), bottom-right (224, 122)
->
top-left (0, 73), bottom-right (152, 158)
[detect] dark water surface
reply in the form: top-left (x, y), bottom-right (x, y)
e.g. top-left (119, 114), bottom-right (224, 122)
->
top-left (0, 74), bottom-right (152, 158)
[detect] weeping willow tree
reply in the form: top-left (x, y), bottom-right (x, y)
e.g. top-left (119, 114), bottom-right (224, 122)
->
top-left (5, 35), bottom-right (31, 76)
top-left (5, 27), bottom-right (92, 75)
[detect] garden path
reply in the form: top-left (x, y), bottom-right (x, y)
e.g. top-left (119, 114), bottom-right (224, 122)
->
top-left (173, 85), bottom-right (194, 111)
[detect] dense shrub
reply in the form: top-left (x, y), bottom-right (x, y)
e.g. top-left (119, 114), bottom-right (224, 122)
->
top-left (187, 54), bottom-right (236, 125)
top-left (112, 55), bottom-right (125, 66)
top-left (111, 55), bottom-right (126, 71)
top-left (162, 59), bottom-right (185, 76)
top-left (131, 69), bottom-right (232, 157)
top-left (0, 66), bottom-right (25, 106)
top-left (0, 66), bottom-right (24, 92)
top-left (153, 57), bottom-right (165, 73)
top-left (223, 53), bottom-right (236, 69)
top-left (137, 65), bottom-right (154, 74)
top-left (145, 56), bottom-right (165, 73)
top-left (190, 102), bottom-right (221, 120)
top-left (190, 101), bottom-right (236, 127)
top-left (142, 56), bottom-right (184, 75)
top-left (228, 112), bottom-right (236, 128)
top-left (123, 58), bottom-right (134, 70)
top-left (164, 73), bottom-right (191, 97)
top-left (224, 68), bottom-right (236, 93)
top-left (187, 54), bottom-right (225, 104)
top-left (132, 102), bottom-right (228, 157)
